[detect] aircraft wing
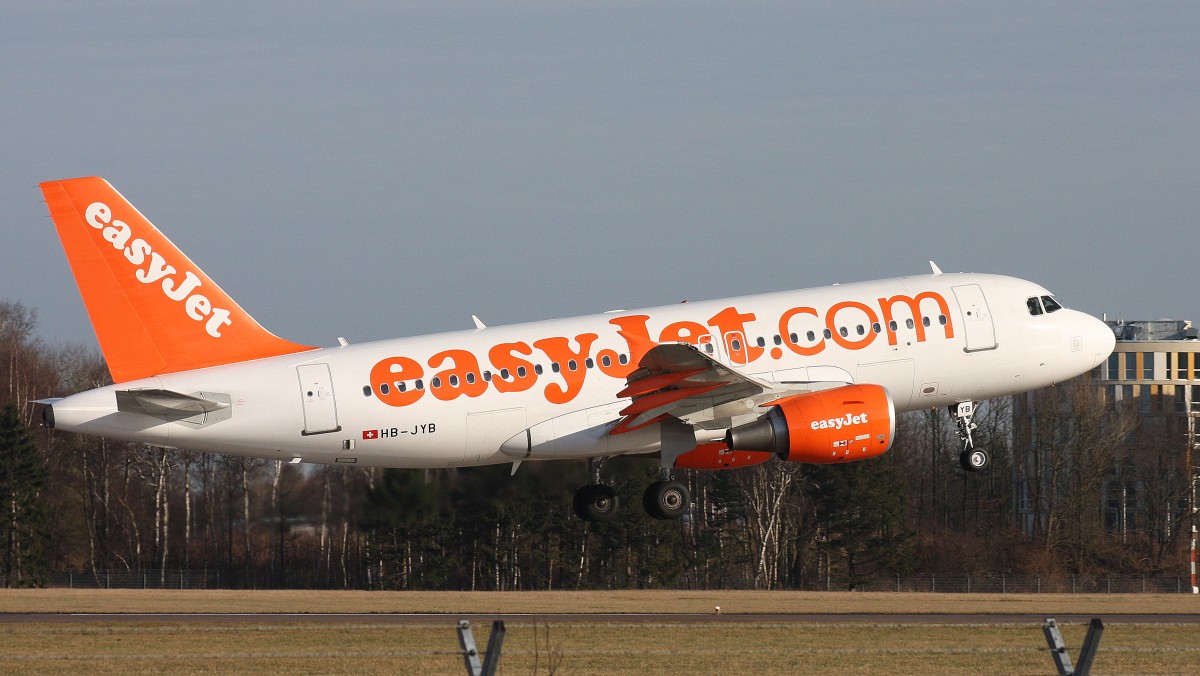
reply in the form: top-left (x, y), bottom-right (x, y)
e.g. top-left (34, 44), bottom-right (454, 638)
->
top-left (610, 343), bottom-right (856, 435)
top-left (610, 343), bottom-right (771, 434)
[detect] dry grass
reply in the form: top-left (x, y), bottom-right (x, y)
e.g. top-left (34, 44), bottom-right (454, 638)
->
top-left (2, 620), bottom-right (1198, 674)
top-left (2, 590), bottom-right (1199, 674)
top-left (1, 588), bottom-right (1197, 615)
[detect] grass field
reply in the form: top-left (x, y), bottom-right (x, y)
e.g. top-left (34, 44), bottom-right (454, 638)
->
top-left (2, 590), bottom-right (1198, 674)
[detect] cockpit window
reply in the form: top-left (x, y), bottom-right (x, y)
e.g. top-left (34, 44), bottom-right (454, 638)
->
top-left (1028, 295), bottom-right (1064, 316)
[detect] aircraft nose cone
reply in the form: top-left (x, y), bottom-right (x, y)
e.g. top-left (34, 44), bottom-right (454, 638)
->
top-left (1088, 315), bottom-right (1117, 368)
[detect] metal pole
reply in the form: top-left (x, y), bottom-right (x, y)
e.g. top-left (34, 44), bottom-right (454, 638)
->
top-left (1042, 616), bottom-right (1104, 676)
top-left (457, 620), bottom-right (482, 676)
top-left (1191, 525), bottom-right (1197, 594)
top-left (1075, 618), bottom-right (1105, 676)
top-left (456, 619), bottom-right (506, 676)
top-left (1187, 380), bottom-right (1198, 592)
top-left (1043, 618), bottom-right (1074, 676)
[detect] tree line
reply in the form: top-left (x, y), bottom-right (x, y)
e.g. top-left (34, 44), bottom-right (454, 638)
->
top-left (0, 300), bottom-right (1191, 589)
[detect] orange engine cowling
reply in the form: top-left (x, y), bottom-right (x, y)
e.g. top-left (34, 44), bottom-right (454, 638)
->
top-left (725, 384), bottom-right (895, 463)
top-left (674, 442), bottom-right (773, 470)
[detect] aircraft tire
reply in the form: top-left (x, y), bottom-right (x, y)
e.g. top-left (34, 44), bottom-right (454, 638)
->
top-left (642, 480), bottom-right (690, 520)
top-left (573, 484), bottom-right (619, 522)
top-left (960, 446), bottom-right (991, 472)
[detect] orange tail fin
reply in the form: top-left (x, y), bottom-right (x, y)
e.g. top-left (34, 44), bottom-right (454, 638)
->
top-left (40, 177), bottom-right (314, 383)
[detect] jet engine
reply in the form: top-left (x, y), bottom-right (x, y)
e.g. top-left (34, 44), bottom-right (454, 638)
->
top-left (725, 384), bottom-right (894, 463)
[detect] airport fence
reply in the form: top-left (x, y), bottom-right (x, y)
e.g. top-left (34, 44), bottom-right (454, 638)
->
top-left (42, 570), bottom-right (1200, 593)
top-left (853, 574), bottom-right (1194, 594)
top-left (48, 570), bottom-right (223, 590)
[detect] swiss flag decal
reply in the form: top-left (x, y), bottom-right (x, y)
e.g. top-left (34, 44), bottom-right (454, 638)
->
top-left (362, 429), bottom-right (379, 440)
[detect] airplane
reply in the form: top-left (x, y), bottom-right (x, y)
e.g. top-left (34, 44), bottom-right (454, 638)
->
top-left (36, 176), bottom-right (1117, 522)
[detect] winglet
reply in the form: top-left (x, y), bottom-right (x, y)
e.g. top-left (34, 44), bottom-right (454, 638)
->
top-left (929, 261), bottom-right (943, 276)
top-left (40, 177), bottom-right (315, 383)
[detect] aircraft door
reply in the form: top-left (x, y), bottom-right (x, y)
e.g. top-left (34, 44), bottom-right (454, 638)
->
top-left (723, 330), bottom-right (750, 365)
top-left (298, 364), bottom-right (341, 435)
top-left (952, 284), bottom-right (998, 352)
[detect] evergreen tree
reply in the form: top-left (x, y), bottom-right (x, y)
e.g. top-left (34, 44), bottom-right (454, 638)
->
top-left (805, 456), bottom-right (912, 590)
top-left (0, 404), bottom-right (50, 587)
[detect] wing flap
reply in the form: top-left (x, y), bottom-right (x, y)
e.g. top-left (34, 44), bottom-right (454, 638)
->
top-left (611, 343), bottom-right (770, 435)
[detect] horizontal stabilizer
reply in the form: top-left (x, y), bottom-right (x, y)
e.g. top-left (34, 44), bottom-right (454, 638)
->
top-left (116, 388), bottom-right (230, 420)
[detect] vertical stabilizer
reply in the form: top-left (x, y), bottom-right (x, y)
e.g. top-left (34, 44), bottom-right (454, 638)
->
top-left (40, 177), bottom-right (314, 382)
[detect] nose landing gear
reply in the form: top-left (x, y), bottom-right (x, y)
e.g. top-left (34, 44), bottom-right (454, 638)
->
top-left (952, 401), bottom-right (991, 472)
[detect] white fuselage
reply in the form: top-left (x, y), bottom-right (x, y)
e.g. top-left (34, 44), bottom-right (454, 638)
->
top-left (49, 272), bottom-right (1115, 468)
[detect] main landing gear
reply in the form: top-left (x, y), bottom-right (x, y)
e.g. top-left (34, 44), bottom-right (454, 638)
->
top-left (643, 474), bottom-right (690, 521)
top-left (573, 458), bottom-right (620, 522)
top-left (572, 466), bottom-right (692, 523)
top-left (573, 419), bottom-right (695, 523)
top-left (952, 401), bottom-right (991, 472)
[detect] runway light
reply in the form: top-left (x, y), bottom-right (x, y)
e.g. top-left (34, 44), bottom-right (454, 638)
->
top-left (290, 457), bottom-right (302, 464)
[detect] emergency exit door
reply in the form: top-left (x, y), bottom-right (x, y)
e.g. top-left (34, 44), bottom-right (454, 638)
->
top-left (298, 364), bottom-right (341, 435)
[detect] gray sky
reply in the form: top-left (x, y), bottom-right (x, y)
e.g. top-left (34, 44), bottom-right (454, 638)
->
top-left (3, 2), bottom-right (1198, 350)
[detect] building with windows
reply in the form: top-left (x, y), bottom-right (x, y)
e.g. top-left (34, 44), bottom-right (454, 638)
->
top-left (1012, 319), bottom-right (1200, 544)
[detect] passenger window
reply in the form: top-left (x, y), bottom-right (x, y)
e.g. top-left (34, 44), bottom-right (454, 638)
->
top-left (466, 373), bottom-right (476, 385)
top-left (922, 317), bottom-right (931, 327)
top-left (552, 362), bottom-right (561, 373)
top-left (568, 360), bottom-right (578, 371)
top-left (773, 335), bottom-right (782, 346)
top-left (790, 332), bottom-right (799, 343)
top-left (805, 331), bottom-right (815, 342)
top-left (756, 336), bottom-right (766, 348)
top-left (380, 383), bottom-right (391, 395)
top-left (856, 325), bottom-right (865, 336)
top-left (516, 366), bottom-right (527, 378)
top-left (938, 315), bottom-right (947, 326)
top-left (585, 358), bottom-right (595, 369)
top-left (431, 377), bottom-right (442, 389)
top-left (838, 327), bottom-right (848, 338)
top-left (889, 320), bottom-right (898, 332)
top-left (449, 375), bottom-right (459, 387)
top-left (619, 354), bottom-right (629, 365)
top-left (1027, 297), bottom-right (1043, 316)
top-left (483, 371), bottom-right (492, 382)
top-left (414, 379), bottom-right (424, 390)
top-left (906, 319), bottom-right (915, 329)
top-left (824, 329), bottom-right (833, 339)
top-left (534, 364), bottom-right (544, 375)
top-left (601, 355), bottom-right (612, 367)
top-left (872, 323), bottom-right (882, 334)
top-left (1042, 296), bottom-right (1062, 313)
top-left (500, 369), bottom-right (510, 380)
top-left (730, 338), bottom-right (742, 352)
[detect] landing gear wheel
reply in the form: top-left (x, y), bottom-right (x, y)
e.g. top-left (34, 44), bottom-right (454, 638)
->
top-left (642, 480), bottom-right (691, 520)
top-left (959, 446), bottom-right (990, 472)
top-left (573, 484), bottom-right (619, 522)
